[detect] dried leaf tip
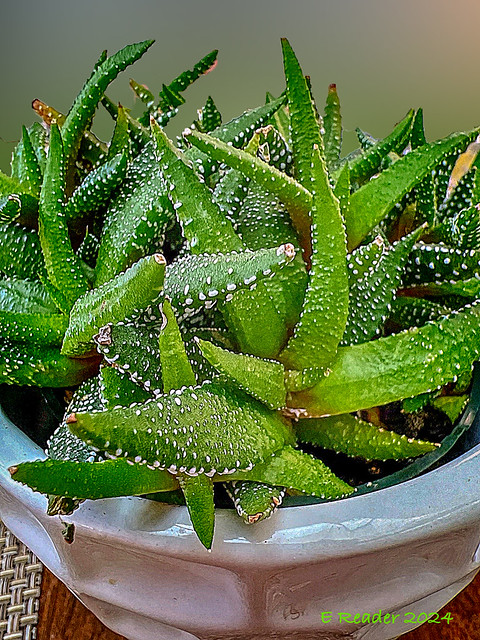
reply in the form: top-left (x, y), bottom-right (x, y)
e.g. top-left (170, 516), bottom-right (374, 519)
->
top-left (94, 324), bottom-right (112, 346)
top-left (328, 83), bottom-right (337, 91)
top-left (278, 243), bottom-right (296, 260)
top-left (8, 466), bottom-right (18, 476)
top-left (66, 414), bottom-right (77, 424)
top-left (154, 253), bottom-right (167, 265)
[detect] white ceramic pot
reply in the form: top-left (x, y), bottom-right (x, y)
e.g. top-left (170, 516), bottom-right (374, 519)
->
top-left (1, 402), bottom-right (480, 640)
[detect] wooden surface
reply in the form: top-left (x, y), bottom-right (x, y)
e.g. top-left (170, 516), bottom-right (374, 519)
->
top-left (37, 568), bottom-right (480, 639)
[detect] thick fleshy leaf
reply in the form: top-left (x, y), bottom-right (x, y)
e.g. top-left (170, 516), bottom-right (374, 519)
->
top-left (108, 105), bottom-right (131, 160)
top-left (178, 474), bottom-right (215, 549)
top-left (69, 380), bottom-right (292, 476)
top-left (197, 338), bottom-right (286, 409)
top-left (0, 278), bottom-right (57, 314)
top-left (11, 122), bottom-right (47, 181)
top-left (0, 223), bottom-right (46, 280)
top-left (281, 37), bottom-right (324, 187)
top-left (66, 153), bottom-right (128, 221)
top-left (158, 299), bottom-right (197, 391)
top-left (138, 50), bottom-right (218, 128)
top-left (347, 110), bottom-right (414, 185)
top-left (38, 125), bottom-right (90, 308)
top-left (0, 192), bottom-right (38, 226)
top-left (12, 126), bottom-right (43, 196)
top-left (95, 142), bottom-right (174, 285)
top-left (323, 84), bottom-right (342, 169)
top-left (289, 301), bottom-right (480, 415)
top-left (0, 310), bottom-right (68, 346)
top-left (152, 122), bottom-right (242, 254)
top-left (184, 129), bottom-right (312, 246)
top-left (61, 40), bottom-right (153, 169)
top-left (0, 341), bottom-right (98, 387)
top-left (94, 316), bottom-right (163, 395)
top-left (225, 480), bottom-right (284, 524)
top-left (229, 446), bottom-right (353, 499)
top-left (62, 254), bottom-right (166, 356)
top-left (280, 145), bottom-right (349, 371)
top-left (441, 204), bottom-right (480, 251)
top-left (404, 242), bottom-right (480, 286)
top-left (388, 296), bottom-right (449, 330)
top-left (184, 94), bottom-right (287, 179)
top-left (164, 244), bottom-right (296, 318)
top-left (432, 395), bottom-right (468, 422)
top-left (193, 96), bottom-right (222, 134)
top-left (100, 366), bottom-right (151, 408)
top-left (341, 226), bottom-right (424, 346)
top-left (295, 413), bottom-right (437, 461)
top-left (9, 459), bottom-right (178, 499)
top-left (346, 128), bottom-right (480, 250)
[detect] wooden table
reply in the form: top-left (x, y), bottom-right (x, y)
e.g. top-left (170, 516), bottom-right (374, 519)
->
top-left (37, 569), bottom-right (480, 640)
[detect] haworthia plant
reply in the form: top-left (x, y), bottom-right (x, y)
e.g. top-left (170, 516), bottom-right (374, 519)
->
top-left (5, 37), bottom-right (480, 548)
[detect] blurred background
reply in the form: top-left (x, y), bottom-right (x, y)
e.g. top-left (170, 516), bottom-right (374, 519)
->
top-left (1, 0), bottom-right (480, 172)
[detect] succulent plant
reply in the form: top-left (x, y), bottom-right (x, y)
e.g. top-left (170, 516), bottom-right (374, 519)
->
top-left (4, 38), bottom-right (480, 549)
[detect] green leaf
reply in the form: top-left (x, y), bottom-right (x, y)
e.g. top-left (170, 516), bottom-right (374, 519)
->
top-left (11, 123), bottom-right (47, 180)
top-left (388, 296), bottom-right (449, 330)
top-left (129, 78), bottom-right (155, 107)
top-left (281, 37), bottom-right (324, 187)
top-left (196, 338), bottom-right (286, 409)
top-left (0, 341), bottom-right (98, 387)
top-left (0, 222), bottom-right (46, 280)
top-left (0, 310), bottom-right (68, 346)
top-left (100, 366), bottom-right (151, 408)
top-left (38, 125), bottom-right (90, 308)
top-left (265, 91), bottom-right (290, 142)
top-left (184, 129), bottom-right (312, 247)
top-left (139, 49), bottom-right (218, 128)
top-left (61, 40), bottom-right (154, 169)
top-left (323, 83), bottom-right (342, 169)
top-left (164, 244), bottom-right (296, 317)
top-left (225, 480), bottom-right (284, 524)
top-left (346, 128), bottom-right (480, 250)
top-left (0, 278), bottom-right (57, 313)
top-left (229, 446), bottom-right (353, 499)
top-left (62, 253), bottom-right (166, 356)
top-left (0, 193), bottom-right (38, 226)
top-left (95, 142), bottom-right (174, 285)
top-left (289, 301), bottom-right (480, 415)
top-left (94, 318), bottom-right (163, 396)
top-left (13, 126), bottom-right (43, 196)
top-left (9, 459), bottom-right (178, 499)
top-left (280, 145), bottom-right (348, 371)
top-left (403, 243), bottom-right (480, 285)
top-left (347, 110), bottom-right (414, 185)
top-left (432, 394), bottom-right (468, 422)
top-left (108, 104), bottom-right (131, 160)
top-left (342, 226), bottom-right (424, 346)
top-left (178, 474), bottom-right (215, 549)
top-left (400, 278), bottom-right (480, 300)
top-left (69, 380), bottom-right (292, 476)
top-left (66, 153), bottom-right (128, 221)
top-left (152, 122), bottom-right (242, 255)
top-left (158, 299), bottom-right (197, 391)
top-left (184, 94), bottom-right (287, 180)
top-left (76, 230), bottom-right (99, 269)
top-left (295, 413), bottom-right (437, 460)
top-left (193, 96), bottom-right (222, 133)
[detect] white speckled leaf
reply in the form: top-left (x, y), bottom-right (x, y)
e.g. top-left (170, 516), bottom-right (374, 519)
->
top-left (69, 380), bottom-right (293, 476)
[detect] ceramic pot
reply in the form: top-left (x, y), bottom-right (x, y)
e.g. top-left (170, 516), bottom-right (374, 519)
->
top-left (1, 390), bottom-right (480, 640)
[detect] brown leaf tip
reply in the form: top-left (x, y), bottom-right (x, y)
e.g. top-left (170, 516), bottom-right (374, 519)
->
top-left (66, 413), bottom-right (77, 424)
top-left (8, 466), bottom-right (18, 476)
